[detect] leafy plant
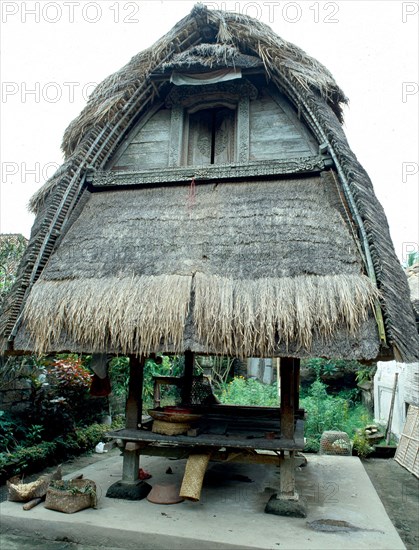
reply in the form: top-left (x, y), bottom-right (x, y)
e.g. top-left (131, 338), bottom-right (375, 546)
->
top-left (0, 410), bottom-right (26, 452)
top-left (201, 356), bottom-right (235, 392)
top-left (0, 234), bottom-right (27, 303)
top-left (50, 479), bottom-right (96, 496)
top-left (355, 366), bottom-right (376, 384)
top-left (218, 376), bottom-right (278, 406)
top-left (0, 420), bottom-right (124, 481)
top-left (301, 380), bottom-right (349, 443)
top-left (407, 250), bottom-right (419, 267)
top-left (24, 354), bottom-right (105, 439)
top-left (352, 430), bottom-right (374, 458)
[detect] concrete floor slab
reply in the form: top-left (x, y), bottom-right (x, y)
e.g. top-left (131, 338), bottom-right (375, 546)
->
top-left (0, 454), bottom-right (405, 549)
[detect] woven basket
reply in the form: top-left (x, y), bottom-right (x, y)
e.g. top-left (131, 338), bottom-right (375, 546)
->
top-left (179, 453), bottom-right (210, 501)
top-left (152, 419), bottom-right (190, 435)
top-left (7, 466), bottom-right (62, 502)
top-left (319, 431), bottom-right (352, 456)
top-left (45, 479), bottom-right (97, 513)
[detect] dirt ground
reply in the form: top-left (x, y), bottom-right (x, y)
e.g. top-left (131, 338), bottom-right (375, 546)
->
top-left (1, 451), bottom-right (418, 549)
top-left (362, 457), bottom-right (419, 550)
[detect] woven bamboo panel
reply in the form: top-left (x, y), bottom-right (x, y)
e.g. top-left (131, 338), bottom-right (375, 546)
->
top-left (395, 404), bottom-right (419, 479)
top-left (179, 453), bottom-right (211, 501)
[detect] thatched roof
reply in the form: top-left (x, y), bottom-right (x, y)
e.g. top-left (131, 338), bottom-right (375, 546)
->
top-left (1, 4), bottom-right (418, 362)
top-left (155, 43), bottom-right (263, 73)
top-left (15, 176), bottom-right (379, 358)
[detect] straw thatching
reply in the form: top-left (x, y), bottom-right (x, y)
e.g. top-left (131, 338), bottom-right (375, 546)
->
top-left (14, 176), bottom-right (380, 358)
top-left (1, 4), bottom-right (418, 362)
top-left (157, 43), bottom-right (263, 72)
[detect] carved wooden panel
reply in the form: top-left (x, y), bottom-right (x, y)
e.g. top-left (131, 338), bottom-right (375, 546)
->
top-left (187, 107), bottom-right (235, 165)
top-left (95, 155), bottom-right (328, 188)
top-left (237, 96), bottom-right (250, 163)
top-left (169, 105), bottom-right (184, 167)
top-left (187, 109), bottom-right (212, 165)
top-left (214, 108), bottom-right (235, 164)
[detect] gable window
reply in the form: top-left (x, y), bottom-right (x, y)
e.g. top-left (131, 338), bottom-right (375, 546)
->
top-left (166, 80), bottom-right (257, 168)
top-left (186, 106), bottom-right (236, 165)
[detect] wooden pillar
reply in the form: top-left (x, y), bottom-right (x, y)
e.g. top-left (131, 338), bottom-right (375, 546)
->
top-left (280, 357), bottom-right (295, 439)
top-left (125, 355), bottom-right (144, 430)
top-left (107, 355), bottom-right (151, 500)
top-left (266, 358), bottom-right (305, 515)
top-left (181, 350), bottom-right (194, 405)
top-left (279, 451), bottom-right (296, 498)
top-left (294, 359), bottom-right (300, 415)
top-left (122, 442), bottom-right (141, 483)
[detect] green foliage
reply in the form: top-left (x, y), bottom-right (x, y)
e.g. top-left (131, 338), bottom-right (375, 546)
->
top-left (218, 375), bottom-right (373, 453)
top-left (108, 356), bottom-right (130, 397)
top-left (27, 355), bottom-right (103, 439)
top-left (301, 380), bottom-right (373, 452)
top-left (300, 380), bottom-right (349, 450)
top-left (201, 356), bottom-right (235, 392)
top-left (0, 420), bottom-right (123, 480)
top-left (355, 366), bottom-right (376, 384)
top-left (407, 250), bottom-right (419, 267)
top-left (0, 234), bottom-right (27, 299)
top-left (352, 430), bottom-right (374, 458)
top-left (218, 376), bottom-right (279, 406)
top-left (107, 355), bottom-right (185, 413)
top-left (0, 440), bottom-right (58, 475)
top-left (0, 410), bottom-right (28, 452)
top-left (302, 357), bottom-right (364, 379)
top-left (50, 479), bottom-right (96, 498)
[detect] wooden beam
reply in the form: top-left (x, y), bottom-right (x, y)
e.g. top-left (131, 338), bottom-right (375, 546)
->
top-left (294, 359), bottom-right (300, 415)
top-left (181, 350), bottom-right (194, 405)
top-left (125, 355), bottom-right (144, 429)
top-left (280, 357), bottom-right (296, 440)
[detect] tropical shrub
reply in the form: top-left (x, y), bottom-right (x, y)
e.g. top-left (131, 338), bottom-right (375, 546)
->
top-left (218, 376), bottom-right (279, 406)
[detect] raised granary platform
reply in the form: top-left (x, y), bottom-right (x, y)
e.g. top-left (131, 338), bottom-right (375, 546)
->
top-left (0, 454), bottom-right (405, 549)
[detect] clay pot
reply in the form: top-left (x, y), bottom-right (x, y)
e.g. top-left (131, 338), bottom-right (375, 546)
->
top-left (147, 484), bottom-right (184, 505)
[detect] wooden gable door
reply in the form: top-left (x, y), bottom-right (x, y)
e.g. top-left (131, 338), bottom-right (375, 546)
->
top-left (186, 107), bottom-right (236, 166)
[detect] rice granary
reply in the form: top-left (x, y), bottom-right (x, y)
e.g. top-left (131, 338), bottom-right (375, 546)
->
top-left (1, 4), bottom-right (418, 512)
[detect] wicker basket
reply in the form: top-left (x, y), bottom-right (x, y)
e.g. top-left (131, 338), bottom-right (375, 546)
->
top-left (45, 479), bottom-right (97, 513)
top-left (7, 466), bottom-right (62, 502)
top-left (319, 431), bottom-right (352, 456)
top-left (152, 419), bottom-right (190, 435)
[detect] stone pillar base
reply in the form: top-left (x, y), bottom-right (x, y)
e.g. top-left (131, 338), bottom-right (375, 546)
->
top-left (106, 480), bottom-right (151, 500)
top-left (264, 494), bottom-right (307, 518)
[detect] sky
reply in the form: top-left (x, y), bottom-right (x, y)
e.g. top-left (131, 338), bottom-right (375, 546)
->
top-left (1, 0), bottom-right (418, 263)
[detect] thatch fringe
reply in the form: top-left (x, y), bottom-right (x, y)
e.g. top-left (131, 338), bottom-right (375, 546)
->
top-left (193, 273), bottom-right (379, 357)
top-left (22, 273), bottom-right (378, 356)
top-left (22, 275), bottom-right (192, 355)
